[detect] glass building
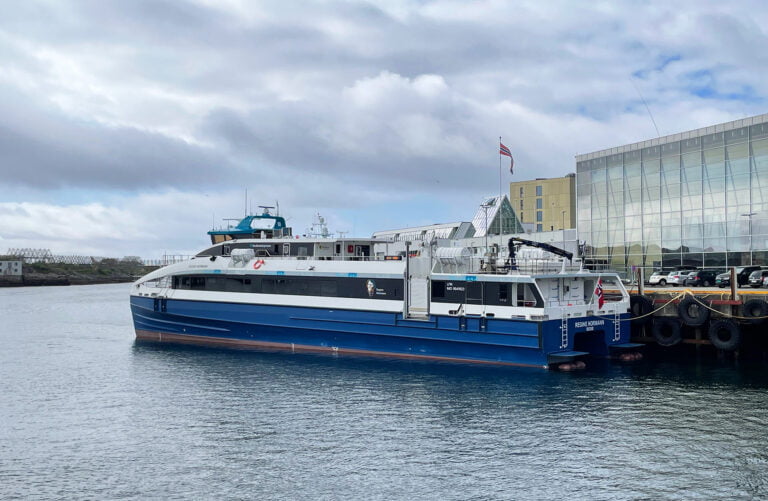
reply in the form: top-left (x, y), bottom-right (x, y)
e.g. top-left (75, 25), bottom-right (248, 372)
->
top-left (576, 113), bottom-right (768, 274)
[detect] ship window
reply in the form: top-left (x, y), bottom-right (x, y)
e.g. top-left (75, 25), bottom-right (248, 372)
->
top-left (225, 277), bottom-right (251, 292)
top-left (318, 280), bottom-right (338, 296)
top-left (516, 283), bottom-right (544, 307)
top-left (432, 281), bottom-right (446, 298)
top-left (466, 282), bottom-right (483, 304)
top-left (196, 245), bottom-right (223, 257)
top-left (498, 283), bottom-right (509, 303)
top-left (191, 277), bottom-right (206, 290)
top-left (222, 245), bottom-right (232, 256)
top-left (262, 278), bottom-right (286, 293)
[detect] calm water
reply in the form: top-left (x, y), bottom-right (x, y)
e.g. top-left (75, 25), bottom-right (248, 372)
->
top-left (2, 284), bottom-right (768, 500)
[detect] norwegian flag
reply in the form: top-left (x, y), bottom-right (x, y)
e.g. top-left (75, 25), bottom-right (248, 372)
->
top-left (595, 278), bottom-right (604, 309)
top-left (499, 142), bottom-right (514, 174)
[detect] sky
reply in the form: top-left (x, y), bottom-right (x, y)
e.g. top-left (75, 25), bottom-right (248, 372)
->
top-left (2, 0), bottom-right (768, 259)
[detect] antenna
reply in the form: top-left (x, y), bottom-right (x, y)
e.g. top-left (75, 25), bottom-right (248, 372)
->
top-left (244, 188), bottom-right (247, 217)
top-left (631, 78), bottom-right (660, 137)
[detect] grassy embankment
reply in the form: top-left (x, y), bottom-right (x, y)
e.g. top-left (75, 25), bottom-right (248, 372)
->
top-left (4, 259), bottom-right (160, 286)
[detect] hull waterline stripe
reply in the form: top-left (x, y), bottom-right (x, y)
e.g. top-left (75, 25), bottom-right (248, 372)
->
top-left (134, 329), bottom-right (548, 369)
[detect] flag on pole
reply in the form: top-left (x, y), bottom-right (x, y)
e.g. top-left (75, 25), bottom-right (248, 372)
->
top-left (595, 278), bottom-right (604, 309)
top-left (499, 142), bottom-right (514, 174)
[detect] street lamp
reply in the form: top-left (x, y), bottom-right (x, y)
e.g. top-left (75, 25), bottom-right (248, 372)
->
top-left (741, 212), bottom-right (756, 263)
top-left (481, 202), bottom-right (492, 254)
top-left (561, 210), bottom-right (567, 250)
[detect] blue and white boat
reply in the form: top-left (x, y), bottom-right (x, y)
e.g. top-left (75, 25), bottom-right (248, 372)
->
top-left (130, 209), bottom-right (638, 369)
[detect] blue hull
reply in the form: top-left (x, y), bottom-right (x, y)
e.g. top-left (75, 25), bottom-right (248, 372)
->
top-left (130, 296), bottom-right (632, 368)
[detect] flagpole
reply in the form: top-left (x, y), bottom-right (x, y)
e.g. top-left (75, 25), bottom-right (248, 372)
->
top-left (498, 136), bottom-right (502, 251)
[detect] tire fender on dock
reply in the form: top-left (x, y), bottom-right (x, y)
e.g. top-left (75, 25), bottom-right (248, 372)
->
top-left (677, 296), bottom-right (710, 327)
top-left (742, 299), bottom-right (768, 325)
top-left (630, 295), bottom-right (654, 326)
top-left (708, 319), bottom-right (741, 352)
top-left (652, 317), bottom-right (682, 347)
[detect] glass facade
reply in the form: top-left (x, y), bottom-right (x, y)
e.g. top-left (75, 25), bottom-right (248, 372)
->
top-left (576, 116), bottom-right (768, 274)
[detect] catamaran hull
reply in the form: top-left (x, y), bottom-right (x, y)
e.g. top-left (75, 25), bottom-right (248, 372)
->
top-left (130, 296), bottom-right (632, 369)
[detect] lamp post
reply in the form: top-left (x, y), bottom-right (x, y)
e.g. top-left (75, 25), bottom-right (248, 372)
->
top-left (481, 202), bottom-right (491, 255)
top-left (561, 210), bottom-right (567, 250)
top-left (741, 212), bottom-right (756, 264)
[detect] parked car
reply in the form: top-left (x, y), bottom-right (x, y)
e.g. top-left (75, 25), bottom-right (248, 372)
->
top-left (648, 271), bottom-right (668, 286)
top-left (748, 269), bottom-right (768, 287)
top-left (716, 266), bottom-right (763, 287)
top-left (681, 270), bottom-right (697, 286)
top-left (683, 269), bottom-right (721, 287)
top-left (666, 270), bottom-right (689, 286)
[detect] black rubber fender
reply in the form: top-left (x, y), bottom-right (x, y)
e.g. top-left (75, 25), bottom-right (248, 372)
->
top-left (742, 299), bottom-right (768, 325)
top-left (652, 317), bottom-right (682, 347)
top-left (677, 296), bottom-right (710, 327)
top-left (708, 319), bottom-right (741, 351)
top-left (630, 295), bottom-right (654, 326)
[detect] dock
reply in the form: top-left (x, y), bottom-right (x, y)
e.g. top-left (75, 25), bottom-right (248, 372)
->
top-left (627, 285), bottom-right (768, 358)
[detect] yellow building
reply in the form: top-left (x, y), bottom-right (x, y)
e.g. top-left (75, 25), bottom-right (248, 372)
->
top-left (509, 174), bottom-right (575, 232)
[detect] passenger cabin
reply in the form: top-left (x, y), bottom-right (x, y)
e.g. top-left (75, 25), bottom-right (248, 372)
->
top-left (208, 210), bottom-right (293, 244)
top-left (196, 239), bottom-right (374, 261)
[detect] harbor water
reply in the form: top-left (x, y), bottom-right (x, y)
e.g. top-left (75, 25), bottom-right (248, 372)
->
top-left (2, 284), bottom-right (768, 500)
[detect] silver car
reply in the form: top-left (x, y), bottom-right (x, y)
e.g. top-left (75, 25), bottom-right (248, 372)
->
top-left (648, 271), bottom-right (668, 286)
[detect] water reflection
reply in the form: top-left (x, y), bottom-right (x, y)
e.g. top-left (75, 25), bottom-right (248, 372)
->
top-left (128, 341), bottom-right (768, 499)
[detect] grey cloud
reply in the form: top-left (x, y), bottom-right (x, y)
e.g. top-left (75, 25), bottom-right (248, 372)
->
top-left (0, 86), bottom-right (236, 189)
top-left (200, 101), bottom-right (493, 195)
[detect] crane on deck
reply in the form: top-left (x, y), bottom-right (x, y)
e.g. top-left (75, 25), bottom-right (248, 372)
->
top-left (506, 237), bottom-right (573, 271)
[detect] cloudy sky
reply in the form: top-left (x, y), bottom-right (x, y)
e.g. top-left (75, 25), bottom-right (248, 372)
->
top-left (1, 0), bottom-right (768, 258)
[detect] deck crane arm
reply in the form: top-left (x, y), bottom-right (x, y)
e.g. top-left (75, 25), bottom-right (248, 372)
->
top-left (506, 237), bottom-right (573, 270)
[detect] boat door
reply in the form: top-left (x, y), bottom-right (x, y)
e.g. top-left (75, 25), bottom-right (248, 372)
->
top-left (464, 280), bottom-right (484, 316)
top-left (282, 243), bottom-right (290, 257)
top-left (354, 245), bottom-right (370, 260)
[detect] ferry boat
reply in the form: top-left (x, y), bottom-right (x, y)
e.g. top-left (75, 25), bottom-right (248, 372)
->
top-left (130, 209), bottom-right (638, 369)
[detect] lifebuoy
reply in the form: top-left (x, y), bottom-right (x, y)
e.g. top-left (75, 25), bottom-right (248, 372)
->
top-left (630, 295), bottom-right (654, 326)
top-left (253, 259), bottom-right (265, 270)
top-left (742, 299), bottom-right (768, 325)
top-left (708, 319), bottom-right (741, 351)
top-left (652, 317), bottom-right (682, 347)
top-left (677, 296), bottom-right (710, 327)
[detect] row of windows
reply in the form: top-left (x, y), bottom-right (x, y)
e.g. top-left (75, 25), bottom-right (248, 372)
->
top-left (584, 251), bottom-right (768, 270)
top-left (171, 275), bottom-right (546, 308)
top-left (578, 126), bottom-right (768, 172)
top-left (196, 242), bottom-right (372, 259)
top-left (518, 186), bottom-right (544, 197)
top-left (173, 274), bottom-right (403, 300)
top-left (431, 280), bottom-right (544, 308)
